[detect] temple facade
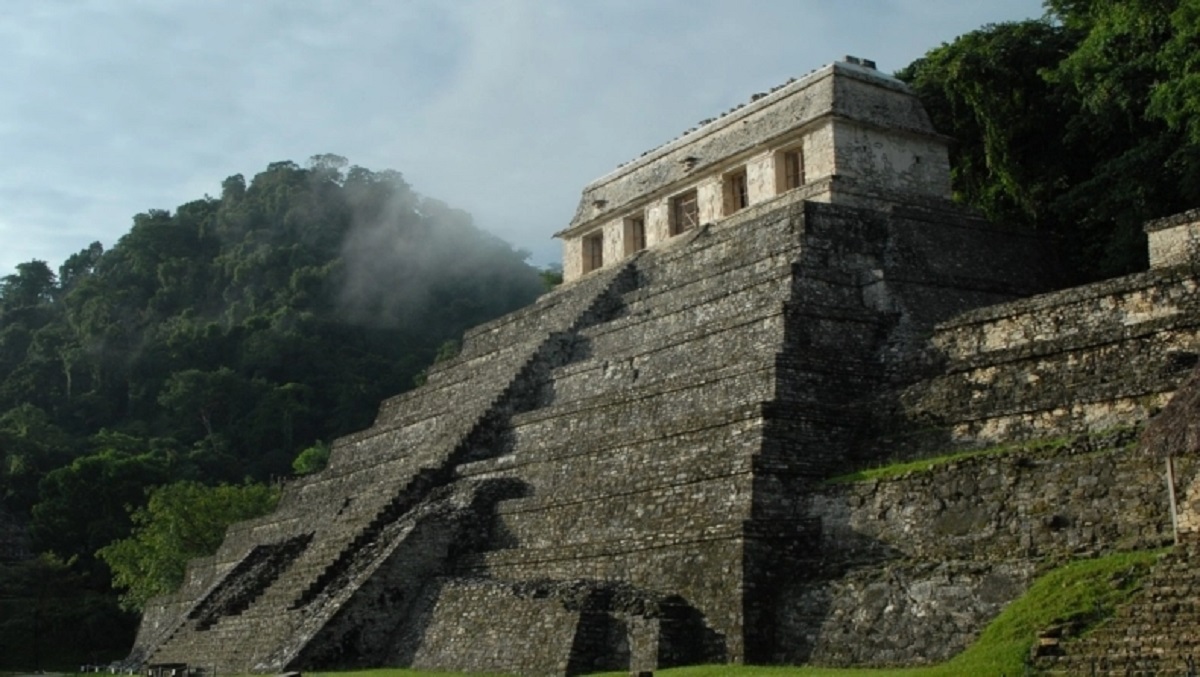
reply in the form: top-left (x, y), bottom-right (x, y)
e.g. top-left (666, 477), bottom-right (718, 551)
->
top-left (558, 58), bottom-right (951, 281)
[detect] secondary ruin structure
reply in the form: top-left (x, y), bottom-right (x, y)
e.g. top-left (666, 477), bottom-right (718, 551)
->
top-left (127, 59), bottom-right (1200, 675)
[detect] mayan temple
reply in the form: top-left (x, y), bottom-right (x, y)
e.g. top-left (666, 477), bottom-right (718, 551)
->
top-left (127, 58), bottom-right (1200, 675)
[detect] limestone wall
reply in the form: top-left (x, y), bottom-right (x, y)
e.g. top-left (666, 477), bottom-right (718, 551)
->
top-left (568, 62), bottom-right (939, 231)
top-left (409, 580), bottom-right (583, 676)
top-left (899, 268), bottom-right (1200, 449)
top-left (1146, 207), bottom-right (1200, 269)
top-left (830, 119), bottom-right (951, 200)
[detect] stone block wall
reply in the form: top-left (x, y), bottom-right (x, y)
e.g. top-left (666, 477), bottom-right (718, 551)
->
top-left (1146, 207), bottom-right (1200, 270)
top-left (773, 431), bottom-right (1190, 667)
top-left (408, 580), bottom-right (583, 676)
top-left (830, 119), bottom-right (951, 199)
top-left (898, 268), bottom-right (1200, 450)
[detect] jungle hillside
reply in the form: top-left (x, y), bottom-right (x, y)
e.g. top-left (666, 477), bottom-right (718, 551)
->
top-left (0, 155), bottom-right (548, 667)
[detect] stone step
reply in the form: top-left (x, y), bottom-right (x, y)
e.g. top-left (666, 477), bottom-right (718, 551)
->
top-left (508, 363), bottom-right (777, 456)
top-left (153, 614), bottom-right (270, 671)
top-left (324, 411), bottom-right (485, 475)
top-left (629, 218), bottom-right (801, 296)
top-left (151, 450), bottom-right (460, 666)
top-left (900, 334), bottom-right (1192, 435)
top-left (568, 294), bottom-right (885, 399)
top-left (581, 278), bottom-right (791, 362)
top-left (373, 348), bottom-right (532, 426)
top-left (552, 316), bottom-right (787, 406)
top-left (455, 259), bottom-right (636, 361)
top-left (465, 517), bottom-right (815, 580)
top-left (368, 261), bottom-right (637, 434)
top-left (493, 471), bottom-right (754, 550)
top-left (613, 257), bottom-right (865, 343)
top-left (1035, 543), bottom-right (1200, 675)
top-left (461, 523), bottom-right (748, 578)
top-left (459, 402), bottom-right (763, 479)
top-left (612, 254), bottom-right (796, 323)
top-left (930, 268), bottom-right (1200, 364)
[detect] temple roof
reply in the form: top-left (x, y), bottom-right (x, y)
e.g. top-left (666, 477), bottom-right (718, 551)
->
top-left (559, 58), bottom-right (942, 237)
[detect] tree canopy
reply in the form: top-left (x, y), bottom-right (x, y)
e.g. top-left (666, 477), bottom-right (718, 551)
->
top-left (0, 155), bottom-right (546, 666)
top-left (898, 0), bottom-right (1200, 282)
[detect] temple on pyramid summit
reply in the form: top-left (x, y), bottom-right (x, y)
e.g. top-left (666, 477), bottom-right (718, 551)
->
top-left (126, 57), bottom-right (1200, 676)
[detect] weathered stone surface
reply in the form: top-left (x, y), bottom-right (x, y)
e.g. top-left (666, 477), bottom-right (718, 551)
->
top-left (1035, 538), bottom-right (1200, 676)
top-left (780, 559), bottom-right (1036, 667)
top-left (1147, 207), bottom-right (1200, 270)
top-left (772, 430), bottom-right (1187, 667)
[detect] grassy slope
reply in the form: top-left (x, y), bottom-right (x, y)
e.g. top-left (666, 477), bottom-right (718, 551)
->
top-left (826, 428), bottom-right (1136, 485)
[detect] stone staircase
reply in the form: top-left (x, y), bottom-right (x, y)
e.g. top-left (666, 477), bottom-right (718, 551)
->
top-left (1037, 541), bottom-right (1200, 676)
top-left (191, 533), bottom-right (313, 630)
top-left (129, 260), bottom-right (640, 672)
top-left (438, 206), bottom-right (889, 664)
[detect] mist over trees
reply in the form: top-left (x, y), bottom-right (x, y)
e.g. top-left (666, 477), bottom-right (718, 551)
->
top-left (0, 155), bottom-right (545, 665)
top-left (897, 0), bottom-right (1200, 282)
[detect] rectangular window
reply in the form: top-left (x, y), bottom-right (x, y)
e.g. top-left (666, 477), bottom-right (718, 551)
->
top-left (670, 190), bottom-right (699, 236)
top-left (777, 148), bottom-right (805, 192)
top-left (623, 214), bottom-right (646, 255)
top-left (723, 168), bottom-right (749, 216)
top-left (582, 232), bottom-right (604, 273)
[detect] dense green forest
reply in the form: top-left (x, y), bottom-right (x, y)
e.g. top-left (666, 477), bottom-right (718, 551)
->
top-left (898, 0), bottom-right (1200, 282)
top-left (0, 155), bottom-right (546, 667)
top-left (1, 0), bottom-right (1198, 669)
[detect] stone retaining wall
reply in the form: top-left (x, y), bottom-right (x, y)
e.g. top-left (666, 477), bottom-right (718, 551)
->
top-left (897, 269), bottom-right (1200, 451)
top-left (772, 431), bottom-right (1192, 667)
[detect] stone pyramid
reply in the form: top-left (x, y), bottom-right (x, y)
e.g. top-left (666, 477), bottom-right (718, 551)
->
top-left (131, 58), bottom-right (1199, 675)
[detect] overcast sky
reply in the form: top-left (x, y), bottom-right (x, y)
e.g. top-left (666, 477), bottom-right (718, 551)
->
top-left (0, 0), bottom-right (1047, 277)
